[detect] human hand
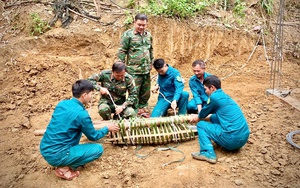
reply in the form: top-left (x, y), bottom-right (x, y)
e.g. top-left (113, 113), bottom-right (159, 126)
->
top-left (107, 123), bottom-right (120, 133)
top-left (151, 84), bottom-right (159, 93)
top-left (123, 119), bottom-right (130, 130)
top-left (115, 105), bottom-right (124, 115)
top-left (189, 114), bottom-right (200, 123)
top-left (171, 100), bottom-right (177, 110)
top-left (100, 87), bottom-right (109, 95)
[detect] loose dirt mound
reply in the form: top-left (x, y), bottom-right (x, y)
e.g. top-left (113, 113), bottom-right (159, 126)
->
top-left (0, 2), bottom-right (299, 188)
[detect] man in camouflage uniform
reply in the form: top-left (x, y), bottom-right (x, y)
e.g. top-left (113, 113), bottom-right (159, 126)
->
top-left (88, 61), bottom-right (138, 120)
top-left (117, 13), bottom-right (153, 117)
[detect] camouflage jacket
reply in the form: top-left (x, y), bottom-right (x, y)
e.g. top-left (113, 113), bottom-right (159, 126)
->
top-left (117, 28), bottom-right (153, 75)
top-left (88, 70), bottom-right (138, 108)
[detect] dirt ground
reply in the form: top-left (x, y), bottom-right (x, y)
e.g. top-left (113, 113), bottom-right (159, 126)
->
top-left (0, 1), bottom-right (300, 188)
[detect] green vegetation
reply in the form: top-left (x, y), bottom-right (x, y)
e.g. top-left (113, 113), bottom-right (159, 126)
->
top-left (30, 13), bottom-right (50, 36)
top-left (140, 0), bottom-right (217, 19)
top-left (126, 0), bottom-right (273, 20)
top-left (127, 0), bottom-right (136, 9)
top-left (233, 0), bottom-right (246, 18)
top-left (260, 0), bottom-right (274, 15)
top-left (124, 11), bottom-right (134, 26)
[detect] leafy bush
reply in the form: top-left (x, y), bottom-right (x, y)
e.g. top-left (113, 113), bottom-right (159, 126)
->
top-left (140, 0), bottom-right (218, 19)
top-left (233, 0), bottom-right (246, 18)
top-left (261, 0), bottom-right (273, 15)
top-left (30, 13), bottom-right (50, 36)
top-left (124, 11), bottom-right (134, 27)
top-left (125, 0), bottom-right (273, 22)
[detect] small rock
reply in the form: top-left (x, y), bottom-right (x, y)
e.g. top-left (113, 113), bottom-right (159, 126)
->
top-left (209, 178), bottom-right (216, 184)
top-left (247, 138), bottom-right (255, 144)
top-left (270, 169), bottom-right (281, 176)
top-left (272, 104), bottom-right (281, 109)
top-left (24, 66), bottom-right (31, 72)
top-left (257, 124), bottom-right (264, 130)
top-left (260, 148), bottom-right (267, 154)
top-left (218, 157), bottom-right (225, 162)
top-left (256, 158), bottom-right (264, 165)
top-left (234, 179), bottom-right (243, 186)
top-left (264, 154), bottom-right (273, 164)
top-left (11, 127), bottom-right (20, 132)
top-left (102, 174), bottom-right (109, 179)
top-left (8, 103), bottom-right (16, 110)
top-left (94, 28), bottom-right (101, 32)
top-left (225, 158), bottom-right (232, 163)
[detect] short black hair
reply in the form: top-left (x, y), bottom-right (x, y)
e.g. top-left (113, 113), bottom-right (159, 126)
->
top-left (112, 61), bottom-right (126, 72)
top-left (203, 75), bottom-right (221, 89)
top-left (192, 60), bottom-right (205, 68)
top-left (135, 13), bottom-right (148, 21)
top-left (72, 79), bottom-right (94, 98)
top-left (153, 58), bottom-right (165, 70)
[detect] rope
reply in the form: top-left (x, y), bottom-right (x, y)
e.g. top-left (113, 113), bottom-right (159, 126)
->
top-left (286, 130), bottom-right (300, 149)
top-left (134, 143), bottom-right (186, 166)
top-left (107, 92), bottom-right (121, 119)
top-left (158, 91), bottom-right (177, 116)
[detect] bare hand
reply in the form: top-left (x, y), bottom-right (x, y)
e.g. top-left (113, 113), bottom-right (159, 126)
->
top-left (100, 87), bottom-right (109, 95)
top-left (189, 114), bottom-right (200, 123)
top-left (115, 105), bottom-right (123, 115)
top-left (123, 119), bottom-right (130, 129)
top-left (151, 84), bottom-right (159, 93)
top-left (171, 100), bottom-right (177, 110)
top-left (107, 123), bottom-right (120, 133)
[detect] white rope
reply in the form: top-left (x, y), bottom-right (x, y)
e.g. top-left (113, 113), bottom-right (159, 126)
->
top-left (158, 91), bottom-right (177, 116)
top-left (107, 92), bottom-right (121, 119)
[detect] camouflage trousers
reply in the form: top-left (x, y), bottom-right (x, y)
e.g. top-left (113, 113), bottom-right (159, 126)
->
top-left (98, 103), bottom-right (137, 120)
top-left (131, 73), bottom-right (151, 109)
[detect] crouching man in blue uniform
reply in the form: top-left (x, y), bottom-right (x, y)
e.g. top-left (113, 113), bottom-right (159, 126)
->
top-left (187, 59), bottom-right (211, 114)
top-left (190, 75), bottom-right (250, 164)
top-left (40, 80), bottom-right (119, 180)
top-left (151, 58), bottom-right (189, 117)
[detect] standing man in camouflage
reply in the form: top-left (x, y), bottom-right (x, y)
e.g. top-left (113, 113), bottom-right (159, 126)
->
top-left (117, 13), bottom-right (153, 117)
top-left (88, 61), bottom-right (138, 120)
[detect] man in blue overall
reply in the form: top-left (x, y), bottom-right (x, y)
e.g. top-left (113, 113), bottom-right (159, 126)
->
top-left (187, 59), bottom-right (211, 114)
top-left (40, 80), bottom-right (119, 180)
top-left (151, 58), bottom-right (189, 117)
top-left (190, 75), bottom-right (250, 164)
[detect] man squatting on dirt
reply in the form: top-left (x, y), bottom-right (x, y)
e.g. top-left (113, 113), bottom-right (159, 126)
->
top-left (187, 59), bottom-right (211, 114)
top-left (117, 13), bottom-right (153, 118)
top-left (190, 75), bottom-right (250, 164)
top-left (88, 61), bottom-right (138, 120)
top-left (40, 80), bottom-right (119, 180)
top-left (151, 58), bottom-right (189, 117)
